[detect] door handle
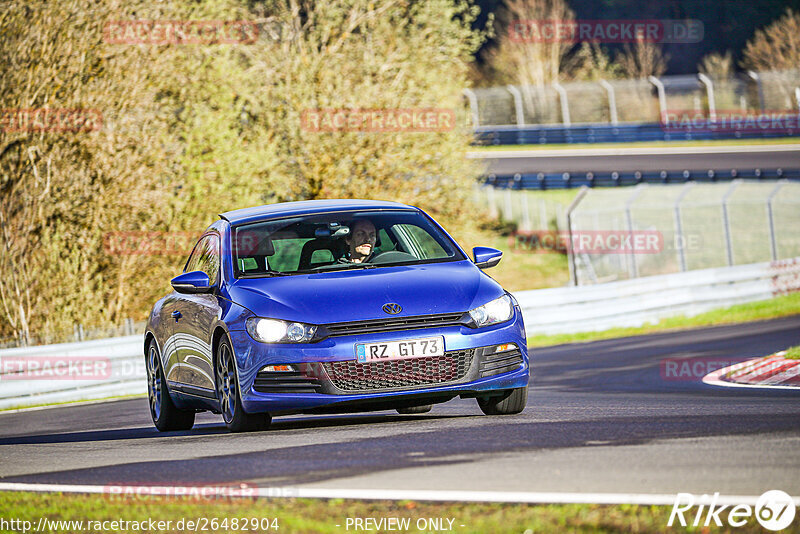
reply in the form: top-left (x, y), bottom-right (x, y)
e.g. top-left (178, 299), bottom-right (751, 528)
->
top-left (171, 310), bottom-right (182, 321)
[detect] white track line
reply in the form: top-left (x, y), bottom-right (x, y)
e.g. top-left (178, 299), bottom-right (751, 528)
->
top-left (1, 483), bottom-right (798, 506)
top-left (0, 395), bottom-right (145, 415)
top-left (702, 356), bottom-right (800, 390)
top-left (467, 144), bottom-right (800, 159)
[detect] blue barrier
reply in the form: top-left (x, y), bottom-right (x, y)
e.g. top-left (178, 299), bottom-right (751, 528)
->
top-left (484, 168), bottom-right (800, 190)
top-left (475, 122), bottom-right (800, 146)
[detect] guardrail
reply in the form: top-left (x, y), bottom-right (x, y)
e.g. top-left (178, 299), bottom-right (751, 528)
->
top-left (483, 168), bottom-right (800, 190)
top-left (515, 257), bottom-right (800, 335)
top-left (475, 122), bottom-right (800, 146)
top-left (0, 336), bottom-right (144, 410)
top-left (1, 257), bottom-right (798, 408)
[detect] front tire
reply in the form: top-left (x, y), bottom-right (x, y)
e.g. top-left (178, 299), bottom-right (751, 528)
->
top-left (146, 340), bottom-right (195, 431)
top-left (216, 337), bottom-right (271, 433)
top-left (477, 386), bottom-right (528, 415)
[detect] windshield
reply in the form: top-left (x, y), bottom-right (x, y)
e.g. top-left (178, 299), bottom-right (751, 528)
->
top-left (231, 210), bottom-right (465, 277)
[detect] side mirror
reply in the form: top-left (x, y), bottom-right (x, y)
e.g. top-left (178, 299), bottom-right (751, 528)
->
top-left (473, 246), bottom-right (503, 269)
top-left (171, 271), bottom-right (212, 294)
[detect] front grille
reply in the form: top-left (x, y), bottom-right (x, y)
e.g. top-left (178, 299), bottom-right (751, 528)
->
top-left (322, 312), bottom-right (466, 338)
top-left (253, 371), bottom-right (322, 394)
top-left (479, 349), bottom-right (524, 378)
top-left (323, 349), bottom-right (475, 392)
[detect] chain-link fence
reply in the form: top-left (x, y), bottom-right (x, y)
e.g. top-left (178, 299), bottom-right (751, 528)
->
top-left (568, 181), bottom-right (800, 284)
top-left (475, 181), bottom-right (800, 285)
top-left (468, 69), bottom-right (800, 127)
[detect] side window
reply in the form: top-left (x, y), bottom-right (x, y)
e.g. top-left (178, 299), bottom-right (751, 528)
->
top-left (184, 235), bottom-right (220, 284)
top-left (372, 228), bottom-right (396, 255)
top-left (393, 224), bottom-right (447, 259)
top-left (184, 239), bottom-right (204, 274)
top-left (270, 237), bottom-right (310, 272)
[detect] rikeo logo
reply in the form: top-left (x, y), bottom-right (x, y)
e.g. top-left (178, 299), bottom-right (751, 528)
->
top-left (669, 490), bottom-right (796, 530)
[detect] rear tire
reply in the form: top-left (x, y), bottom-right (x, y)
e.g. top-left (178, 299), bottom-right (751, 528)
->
top-left (216, 336), bottom-right (271, 433)
top-left (146, 340), bottom-right (195, 431)
top-left (477, 386), bottom-right (528, 415)
top-left (397, 404), bottom-right (433, 414)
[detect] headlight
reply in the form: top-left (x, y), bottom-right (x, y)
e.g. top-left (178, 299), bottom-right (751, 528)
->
top-left (468, 294), bottom-right (514, 328)
top-left (246, 317), bottom-right (317, 343)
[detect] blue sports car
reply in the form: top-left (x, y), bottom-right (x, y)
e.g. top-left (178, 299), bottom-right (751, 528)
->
top-left (145, 199), bottom-right (529, 432)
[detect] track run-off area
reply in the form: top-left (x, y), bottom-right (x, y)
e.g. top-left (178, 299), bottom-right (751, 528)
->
top-left (1, 316), bottom-right (798, 501)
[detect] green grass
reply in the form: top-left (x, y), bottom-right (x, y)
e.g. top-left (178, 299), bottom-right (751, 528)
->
top-left (528, 292), bottom-right (800, 347)
top-left (471, 137), bottom-right (800, 152)
top-left (785, 345), bottom-right (800, 360)
top-left (481, 233), bottom-right (569, 291)
top-left (0, 491), bottom-right (788, 533)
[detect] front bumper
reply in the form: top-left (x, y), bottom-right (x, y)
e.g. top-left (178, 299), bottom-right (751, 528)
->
top-left (228, 307), bottom-right (530, 414)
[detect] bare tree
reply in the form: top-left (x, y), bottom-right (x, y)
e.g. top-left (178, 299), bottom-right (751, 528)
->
top-left (742, 8), bottom-right (800, 72)
top-left (698, 51), bottom-right (734, 78)
top-left (487, 0), bottom-right (576, 88)
top-left (0, 145), bottom-right (49, 345)
top-left (617, 39), bottom-right (668, 79)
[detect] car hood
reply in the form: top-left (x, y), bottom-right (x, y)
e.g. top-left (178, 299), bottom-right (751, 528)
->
top-left (227, 260), bottom-right (504, 324)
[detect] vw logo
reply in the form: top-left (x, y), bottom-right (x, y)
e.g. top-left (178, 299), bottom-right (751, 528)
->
top-left (382, 303), bottom-right (402, 315)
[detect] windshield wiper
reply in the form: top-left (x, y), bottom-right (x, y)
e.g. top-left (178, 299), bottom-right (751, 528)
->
top-left (238, 270), bottom-right (290, 278)
top-left (308, 263), bottom-right (378, 273)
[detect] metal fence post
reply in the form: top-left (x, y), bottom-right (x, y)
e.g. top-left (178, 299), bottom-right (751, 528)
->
top-left (624, 184), bottom-right (648, 279)
top-left (673, 182), bottom-right (696, 272)
top-left (648, 76), bottom-right (668, 125)
top-left (520, 191), bottom-right (531, 231)
top-left (766, 180), bottom-right (788, 261)
top-left (599, 80), bottom-right (618, 125)
top-left (552, 82), bottom-right (571, 126)
top-left (566, 186), bottom-right (589, 286)
top-left (698, 73), bottom-right (717, 122)
top-left (506, 85), bottom-right (525, 127)
top-left (539, 199), bottom-right (547, 230)
top-left (721, 180), bottom-right (741, 266)
top-left (486, 186), bottom-right (497, 218)
top-left (462, 88), bottom-right (480, 128)
top-left (748, 71), bottom-right (765, 113)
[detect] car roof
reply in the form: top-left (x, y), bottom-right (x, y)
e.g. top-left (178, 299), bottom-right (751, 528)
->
top-left (219, 199), bottom-right (417, 225)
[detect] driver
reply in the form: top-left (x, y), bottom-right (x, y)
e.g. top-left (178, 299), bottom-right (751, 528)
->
top-left (344, 219), bottom-right (377, 263)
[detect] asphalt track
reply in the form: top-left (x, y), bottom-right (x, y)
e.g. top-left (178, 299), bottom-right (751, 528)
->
top-left (1, 316), bottom-right (799, 496)
top-left (472, 145), bottom-right (800, 174)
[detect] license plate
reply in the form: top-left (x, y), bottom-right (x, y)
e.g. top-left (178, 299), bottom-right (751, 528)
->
top-left (356, 336), bottom-right (445, 363)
